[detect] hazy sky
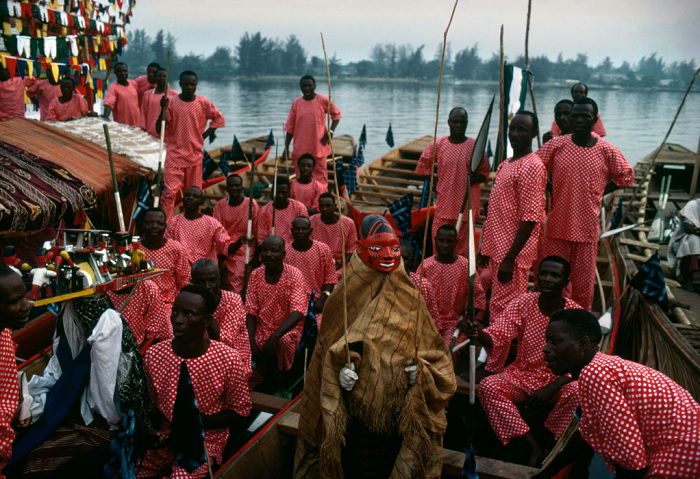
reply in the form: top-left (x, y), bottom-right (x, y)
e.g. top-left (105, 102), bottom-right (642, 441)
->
top-left (130, 0), bottom-right (699, 66)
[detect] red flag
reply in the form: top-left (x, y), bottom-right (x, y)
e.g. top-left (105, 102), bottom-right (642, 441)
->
top-left (5, 57), bottom-right (17, 78)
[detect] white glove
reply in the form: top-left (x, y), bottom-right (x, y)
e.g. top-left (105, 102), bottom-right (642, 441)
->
top-left (405, 364), bottom-right (417, 388)
top-left (339, 364), bottom-right (358, 391)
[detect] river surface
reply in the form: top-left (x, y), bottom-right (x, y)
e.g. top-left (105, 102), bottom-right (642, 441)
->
top-left (191, 79), bottom-right (700, 165)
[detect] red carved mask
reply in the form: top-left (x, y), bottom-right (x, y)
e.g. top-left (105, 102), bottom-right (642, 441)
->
top-left (357, 215), bottom-right (401, 273)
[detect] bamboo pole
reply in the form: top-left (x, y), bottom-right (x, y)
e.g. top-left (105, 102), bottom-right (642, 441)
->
top-left (271, 146), bottom-right (279, 235)
top-left (524, 0), bottom-right (541, 147)
top-left (241, 149), bottom-right (256, 302)
top-left (103, 124), bottom-right (126, 232)
top-left (497, 26), bottom-right (506, 168)
top-left (415, 0), bottom-right (460, 360)
top-left (321, 33), bottom-right (351, 367)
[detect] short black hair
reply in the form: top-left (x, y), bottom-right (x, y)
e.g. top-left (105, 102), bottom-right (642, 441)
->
top-left (550, 308), bottom-right (602, 345)
top-left (138, 207), bottom-right (166, 230)
top-left (514, 110), bottom-right (539, 132)
top-left (292, 215), bottom-right (311, 225)
top-left (540, 255), bottom-right (571, 280)
top-left (156, 67), bottom-right (168, 74)
top-left (555, 99), bottom-right (574, 109)
top-left (114, 62), bottom-right (127, 69)
top-left (571, 82), bottom-right (588, 96)
top-left (276, 176), bottom-right (290, 187)
top-left (318, 192), bottom-right (335, 202)
top-left (180, 70), bottom-right (198, 81)
top-left (178, 284), bottom-right (216, 315)
top-left (226, 173), bottom-right (242, 184)
top-left (298, 153), bottom-right (316, 165)
top-left (191, 258), bottom-right (218, 273)
top-left (572, 97), bottom-right (599, 118)
top-left (448, 106), bottom-right (468, 119)
top-left (436, 224), bottom-right (457, 235)
top-left (148, 62), bottom-right (161, 69)
top-left (300, 74), bottom-right (315, 85)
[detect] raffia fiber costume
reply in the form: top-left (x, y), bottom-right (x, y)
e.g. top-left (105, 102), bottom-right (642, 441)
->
top-left (294, 254), bottom-right (456, 478)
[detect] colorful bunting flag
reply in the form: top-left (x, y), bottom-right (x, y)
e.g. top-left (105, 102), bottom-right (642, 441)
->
top-left (385, 123), bottom-right (395, 148)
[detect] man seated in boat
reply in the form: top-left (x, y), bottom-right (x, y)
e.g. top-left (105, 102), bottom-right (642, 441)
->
top-left (245, 236), bottom-right (307, 387)
top-left (46, 77), bottom-right (92, 122)
top-left (139, 284), bottom-right (251, 478)
top-left (290, 153), bottom-right (325, 215)
top-left (190, 259), bottom-right (251, 373)
top-left (256, 177), bottom-right (308, 247)
top-left (422, 224), bottom-right (484, 345)
top-left (295, 215), bottom-right (456, 478)
top-left (414, 106), bottom-right (489, 256)
top-left (283, 216), bottom-right (336, 324)
top-left (166, 187), bottom-right (237, 266)
top-left (668, 197), bottom-right (700, 291)
top-left (0, 264), bottom-right (33, 477)
top-left (463, 256), bottom-right (580, 466)
top-left (542, 99), bottom-right (573, 144)
top-left (310, 192), bottom-right (357, 278)
top-left (536, 97), bottom-right (634, 310)
top-left (542, 309), bottom-right (700, 478)
top-left (283, 74), bottom-right (342, 186)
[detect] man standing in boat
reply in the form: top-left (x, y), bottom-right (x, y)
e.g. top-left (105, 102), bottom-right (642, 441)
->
top-left (140, 67), bottom-right (178, 138)
top-left (283, 74), bottom-right (342, 186)
top-left (156, 70), bottom-right (225, 218)
top-left (102, 62), bottom-right (140, 127)
top-left (415, 106), bottom-right (490, 256)
top-left (310, 192), bottom-right (357, 278)
top-left (536, 97), bottom-right (633, 310)
top-left (464, 256), bottom-right (580, 467)
top-left (549, 83), bottom-right (607, 138)
top-left (478, 111), bottom-right (546, 318)
top-left (0, 264), bottom-right (33, 477)
top-left (543, 309), bottom-right (700, 478)
top-left (542, 99), bottom-right (573, 144)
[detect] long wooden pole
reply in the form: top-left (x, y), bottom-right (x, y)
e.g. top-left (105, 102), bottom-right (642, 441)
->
top-left (497, 26), bottom-right (506, 167)
top-left (271, 144), bottom-right (279, 235)
top-left (524, 0), bottom-right (541, 147)
top-left (648, 67), bottom-right (700, 170)
top-left (321, 33), bottom-right (351, 367)
top-left (153, 72), bottom-right (169, 208)
top-left (103, 124), bottom-right (125, 231)
top-left (415, 0), bottom-right (460, 360)
top-left (241, 152), bottom-right (256, 302)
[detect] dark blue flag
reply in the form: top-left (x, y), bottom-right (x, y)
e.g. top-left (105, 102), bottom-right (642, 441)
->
top-left (611, 197), bottom-right (624, 229)
top-left (298, 291), bottom-right (318, 352)
top-left (343, 165), bottom-right (358, 194)
top-left (231, 136), bottom-right (245, 163)
top-left (359, 124), bottom-right (367, 148)
top-left (218, 151), bottom-right (230, 176)
top-left (459, 445), bottom-right (479, 478)
top-left (171, 362), bottom-right (206, 473)
top-left (351, 144), bottom-right (365, 168)
top-left (201, 150), bottom-right (213, 178)
top-left (419, 178), bottom-right (435, 209)
top-left (631, 252), bottom-right (668, 310)
top-left (388, 194), bottom-right (413, 235)
top-left (131, 178), bottom-right (152, 221)
top-left (265, 130), bottom-right (275, 150)
top-left (385, 124), bottom-right (395, 148)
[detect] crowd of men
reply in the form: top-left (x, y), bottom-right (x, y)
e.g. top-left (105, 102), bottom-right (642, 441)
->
top-left (1, 63), bottom-right (699, 477)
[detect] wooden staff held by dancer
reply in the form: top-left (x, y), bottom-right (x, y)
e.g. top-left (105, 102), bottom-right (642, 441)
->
top-left (241, 149), bottom-right (257, 302)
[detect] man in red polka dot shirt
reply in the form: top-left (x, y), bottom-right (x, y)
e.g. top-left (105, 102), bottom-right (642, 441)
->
top-left (415, 107), bottom-right (490, 257)
top-left (0, 265), bottom-right (33, 478)
top-left (543, 309), bottom-right (700, 479)
top-left (156, 70), bottom-right (225, 218)
top-left (256, 177), bottom-right (308, 247)
top-left (139, 284), bottom-right (251, 478)
top-left (536, 97), bottom-right (633, 310)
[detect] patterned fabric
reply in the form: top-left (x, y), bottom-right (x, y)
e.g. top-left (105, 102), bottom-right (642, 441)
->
top-left (213, 197), bottom-right (259, 292)
top-left (245, 265), bottom-right (308, 370)
top-left (140, 340), bottom-right (251, 477)
top-left (141, 239), bottom-right (191, 304)
top-left (478, 292), bottom-right (580, 444)
top-left (630, 252), bottom-right (668, 308)
top-left (0, 329), bottom-right (18, 474)
top-left (103, 80), bottom-right (140, 126)
top-left (388, 193), bottom-right (413, 235)
top-left (46, 94), bottom-right (88, 122)
top-left (578, 353), bottom-right (700, 477)
top-left (26, 79), bottom-right (61, 121)
top-left (409, 271), bottom-right (441, 325)
top-left (291, 178), bottom-right (325, 210)
top-left (478, 260), bottom-right (531, 319)
top-left (139, 88), bottom-right (178, 137)
top-left (415, 136), bottom-right (489, 220)
top-left (133, 75), bottom-right (155, 107)
top-left (421, 255), bottom-right (484, 344)
top-left (310, 214), bottom-right (358, 265)
top-left (166, 214), bottom-right (231, 265)
top-left (0, 77), bottom-right (27, 120)
top-left (540, 237), bottom-right (598, 310)
top-left (256, 199), bottom-right (308, 245)
top-left (536, 134), bottom-right (633, 242)
top-left (213, 290), bottom-right (252, 373)
top-left (550, 114), bottom-right (607, 137)
top-left (284, 240), bottom-right (337, 302)
top-left (161, 165), bottom-right (201, 219)
top-left (0, 141), bottom-right (95, 233)
top-left (284, 93), bottom-right (341, 184)
top-left (480, 153), bottom-right (546, 267)
top-left (106, 280), bottom-right (173, 344)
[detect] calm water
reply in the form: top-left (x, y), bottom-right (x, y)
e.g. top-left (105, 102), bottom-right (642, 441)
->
top-left (191, 79), bottom-right (700, 165)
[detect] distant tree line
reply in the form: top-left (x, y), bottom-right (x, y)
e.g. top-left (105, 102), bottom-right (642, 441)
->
top-left (119, 29), bottom-right (697, 89)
